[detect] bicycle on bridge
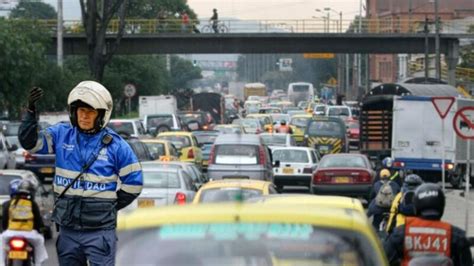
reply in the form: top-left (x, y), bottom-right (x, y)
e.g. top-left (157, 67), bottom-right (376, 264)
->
top-left (201, 20), bottom-right (229, 33)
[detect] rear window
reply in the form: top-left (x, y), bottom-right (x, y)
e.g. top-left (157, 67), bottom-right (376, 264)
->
top-left (108, 122), bottom-right (134, 136)
top-left (320, 156), bottom-right (367, 168)
top-left (0, 175), bottom-right (22, 195)
top-left (179, 113), bottom-right (206, 125)
top-left (146, 116), bottom-right (174, 128)
top-left (272, 150), bottom-right (309, 163)
top-left (215, 126), bottom-right (242, 134)
top-left (307, 121), bottom-right (344, 136)
top-left (199, 188), bottom-right (262, 203)
top-left (328, 107), bottom-right (350, 117)
top-left (260, 135), bottom-right (287, 146)
top-left (144, 143), bottom-right (166, 157)
top-left (214, 145), bottom-right (259, 165)
top-left (158, 136), bottom-right (191, 149)
top-left (194, 134), bottom-right (218, 145)
top-left (290, 117), bottom-right (310, 128)
top-left (143, 171), bottom-right (180, 188)
top-left (4, 123), bottom-right (20, 136)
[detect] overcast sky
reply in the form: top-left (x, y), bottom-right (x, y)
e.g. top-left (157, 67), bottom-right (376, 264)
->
top-left (37, 0), bottom-right (363, 21)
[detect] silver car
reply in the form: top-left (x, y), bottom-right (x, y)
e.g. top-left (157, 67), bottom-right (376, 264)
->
top-left (207, 134), bottom-right (276, 181)
top-left (141, 161), bottom-right (208, 189)
top-left (125, 167), bottom-right (197, 210)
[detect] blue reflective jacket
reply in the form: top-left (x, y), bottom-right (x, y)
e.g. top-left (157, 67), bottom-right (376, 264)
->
top-left (19, 111), bottom-right (143, 230)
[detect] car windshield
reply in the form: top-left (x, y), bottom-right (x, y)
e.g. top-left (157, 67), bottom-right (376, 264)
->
top-left (144, 143), bottom-right (166, 158)
top-left (194, 134), bottom-right (218, 145)
top-left (108, 122), bottom-right (134, 136)
top-left (260, 135), bottom-right (287, 146)
top-left (290, 117), bottom-right (310, 128)
top-left (328, 107), bottom-right (350, 117)
top-left (4, 123), bottom-right (20, 136)
top-left (6, 136), bottom-right (20, 146)
top-left (272, 149), bottom-right (309, 163)
top-left (116, 223), bottom-right (367, 266)
top-left (215, 145), bottom-right (259, 165)
top-left (142, 170), bottom-right (180, 188)
top-left (199, 188), bottom-right (262, 203)
top-left (270, 114), bottom-right (289, 123)
top-left (158, 136), bottom-right (191, 149)
top-left (146, 116), bottom-right (174, 128)
top-left (179, 113), bottom-right (205, 124)
top-left (215, 126), bottom-right (242, 134)
top-left (0, 175), bottom-right (22, 195)
top-left (320, 156), bottom-right (367, 168)
top-left (347, 121), bottom-right (359, 129)
top-left (307, 121), bottom-right (343, 136)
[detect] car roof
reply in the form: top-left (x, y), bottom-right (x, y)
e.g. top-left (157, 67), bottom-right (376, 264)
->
top-left (158, 131), bottom-right (192, 137)
top-left (109, 119), bottom-right (140, 122)
top-left (259, 133), bottom-right (289, 137)
top-left (199, 179), bottom-right (271, 190)
top-left (291, 114), bottom-right (312, 118)
top-left (140, 139), bottom-right (170, 144)
top-left (141, 161), bottom-right (193, 167)
top-left (270, 146), bottom-right (314, 152)
top-left (0, 169), bottom-right (36, 176)
top-left (214, 134), bottom-right (261, 145)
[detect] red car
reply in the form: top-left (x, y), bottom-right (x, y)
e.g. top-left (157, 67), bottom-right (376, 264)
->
top-left (311, 153), bottom-right (375, 201)
top-left (345, 119), bottom-right (360, 150)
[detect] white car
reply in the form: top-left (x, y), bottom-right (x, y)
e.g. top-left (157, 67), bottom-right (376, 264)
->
top-left (271, 147), bottom-right (320, 192)
top-left (325, 105), bottom-right (352, 118)
top-left (259, 133), bottom-right (296, 148)
top-left (107, 119), bottom-right (147, 138)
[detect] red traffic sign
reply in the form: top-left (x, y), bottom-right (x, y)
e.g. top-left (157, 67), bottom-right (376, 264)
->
top-left (453, 106), bottom-right (474, 140)
top-left (431, 96), bottom-right (455, 119)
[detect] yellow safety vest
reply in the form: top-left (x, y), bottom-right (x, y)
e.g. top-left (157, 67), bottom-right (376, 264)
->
top-left (8, 199), bottom-right (34, 231)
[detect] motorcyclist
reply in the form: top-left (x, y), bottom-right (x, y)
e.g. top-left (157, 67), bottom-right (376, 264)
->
top-left (276, 120), bottom-right (293, 134)
top-left (0, 179), bottom-right (48, 264)
top-left (378, 157), bottom-right (403, 187)
top-left (367, 168), bottom-right (400, 230)
top-left (18, 81), bottom-right (143, 265)
top-left (385, 174), bottom-right (424, 234)
top-left (384, 183), bottom-right (472, 266)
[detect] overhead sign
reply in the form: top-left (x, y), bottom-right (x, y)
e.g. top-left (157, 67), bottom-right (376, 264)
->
top-left (431, 96), bottom-right (455, 119)
top-left (303, 53), bottom-right (335, 59)
top-left (124, 84), bottom-right (136, 98)
top-left (453, 106), bottom-right (474, 140)
top-left (279, 58), bottom-right (293, 71)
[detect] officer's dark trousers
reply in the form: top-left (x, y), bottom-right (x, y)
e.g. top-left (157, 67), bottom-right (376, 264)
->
top-left (56, 226), bottom-right (116, 266)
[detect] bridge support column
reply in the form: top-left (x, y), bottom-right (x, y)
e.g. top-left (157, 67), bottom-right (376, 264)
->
top-left (446, 39), bottom-right (459, 86)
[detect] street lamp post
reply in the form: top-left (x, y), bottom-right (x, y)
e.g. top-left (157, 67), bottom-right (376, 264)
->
top-left (315, 9), bottom-right (330, 32)
top-left (324, 7), bottom-right (342, 33)
top-left (57, 0), bottom-right (63, 67)
top-left (434, 0), bottom-right (441, 81)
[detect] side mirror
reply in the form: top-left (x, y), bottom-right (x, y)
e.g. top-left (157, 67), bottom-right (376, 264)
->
top-left (7, 144), bottom-right (18, 152)
top-left (273, 160), bottom-right (280, 168)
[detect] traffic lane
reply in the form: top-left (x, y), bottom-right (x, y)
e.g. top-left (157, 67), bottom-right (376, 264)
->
top-left (45, 230), bottom-right (58, 266)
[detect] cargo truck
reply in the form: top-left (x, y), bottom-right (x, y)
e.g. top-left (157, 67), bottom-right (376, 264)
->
top-left (244, 83), bottom-right (267, 100)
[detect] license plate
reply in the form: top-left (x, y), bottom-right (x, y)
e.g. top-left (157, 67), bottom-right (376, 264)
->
top-left (138, 199), bottom-right (154, 208)
top-left (40, 167), bottom-right (54, 174)
top-left (334, 177), bottom-right (350, 183)
top-left (283, 167), bottom-right (294, 174)
top-left (202, 160), bottom-right (208, 166)
top-left (8, 251), bottom-right (27, 260)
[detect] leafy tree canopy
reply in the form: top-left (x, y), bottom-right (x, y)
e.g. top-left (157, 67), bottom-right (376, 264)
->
top-left (10, 1), bottom-right (57, 19)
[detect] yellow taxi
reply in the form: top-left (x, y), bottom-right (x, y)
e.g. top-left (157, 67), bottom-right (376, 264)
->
top-left (192, 179), bottom-right (277, 204)
top-left (140, 139), bottom-right (179, 162)
top-left (156, 131), bottom-right (203, 167)
top-left (289, 113), bottom-right (313, 144)
top-left (246, 113), bottom-right (274, 132)
top-left (116, 203), bottom-right (388, 265)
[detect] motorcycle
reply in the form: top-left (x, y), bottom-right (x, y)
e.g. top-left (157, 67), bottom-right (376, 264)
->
top-left (5, 236), bottom-right (34, 266)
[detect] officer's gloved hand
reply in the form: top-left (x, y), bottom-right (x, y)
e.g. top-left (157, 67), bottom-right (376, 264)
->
top-left (27, 87), bottom-right (43, 111)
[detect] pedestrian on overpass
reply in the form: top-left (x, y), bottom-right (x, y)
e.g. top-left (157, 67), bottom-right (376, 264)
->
top-left (384, 183), bottom-right (472, 266)
top-left (210, 8), bottom-right (219, 33)
top-left (19, 81), bottom-right (143, 265)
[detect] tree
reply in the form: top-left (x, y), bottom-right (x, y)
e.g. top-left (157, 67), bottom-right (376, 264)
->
top-left (127, 0), bottom-right (196, 19)
top-left (170, 55), bottom-right (202, 90)
top-left (79, 0), bottom-right (128, 81)
top-left (9, 1), bottom-right (57, 19)
top-left (459, 25), bottom-right (474, 69)
top-left (0, 19), bottom-right (50, 118)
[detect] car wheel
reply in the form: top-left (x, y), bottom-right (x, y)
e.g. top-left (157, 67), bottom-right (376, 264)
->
top-left (276, 185), bottom-right (284, 193)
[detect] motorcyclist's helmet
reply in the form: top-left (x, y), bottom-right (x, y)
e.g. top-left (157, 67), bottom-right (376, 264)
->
top-left (413, 183), bottom-right (445, 219)
top-left (382, 157), bottom-right (393, 168)
top-left (280, 120), bottom-right (287, 126)
top-left (9, 179), bottom-right (22, 197)
top-left (67, 81), bottom-right (113, 134)
top-left (379, 168), bottom-right (391, 179)
top-left (404, 174), bottom-right (423, 190)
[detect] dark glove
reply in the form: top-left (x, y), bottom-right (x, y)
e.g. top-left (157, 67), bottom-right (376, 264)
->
top-left (27, 87), bottom-right (43, 111)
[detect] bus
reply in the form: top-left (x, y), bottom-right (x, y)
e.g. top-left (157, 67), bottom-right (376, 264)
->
top-left (288, 82), bottom-right (314, 105)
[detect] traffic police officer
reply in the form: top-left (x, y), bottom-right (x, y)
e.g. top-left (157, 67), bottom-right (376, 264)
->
top-left (19, 81), bottom-right (143, 265)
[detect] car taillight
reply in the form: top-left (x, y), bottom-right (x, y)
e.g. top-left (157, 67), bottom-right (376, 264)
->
top-left (355, 172), bottom-right (371, 183)
top-left (444, 163), bottom-right (454, 170)
top-left (313, 171), bottom-right (331, 183)
top-left (258, 146), bottom-right (266, 165)
top-left (187, 149), bottom-right (195, 159)
top-left (393, 161), bottom-right (405, 168)
top-left (23, 152), bottom-right (35, 162)
top-left (202, 125), bottom-right (208, 130)
top-left (208, 145), bottom-right (215, 165)
top-left (9, 237), bottom-right (26, 250)
top-left (303, 167), bottom-right (313, 174)
top-left (174, 192), bottom-right (186, 205)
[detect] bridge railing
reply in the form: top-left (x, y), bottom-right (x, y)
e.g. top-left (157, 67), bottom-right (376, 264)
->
top-left (35, 18), bottom-right (473, 34)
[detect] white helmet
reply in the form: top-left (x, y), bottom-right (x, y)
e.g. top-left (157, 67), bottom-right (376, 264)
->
top-left (67, 81), bottom-right (113, 133)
